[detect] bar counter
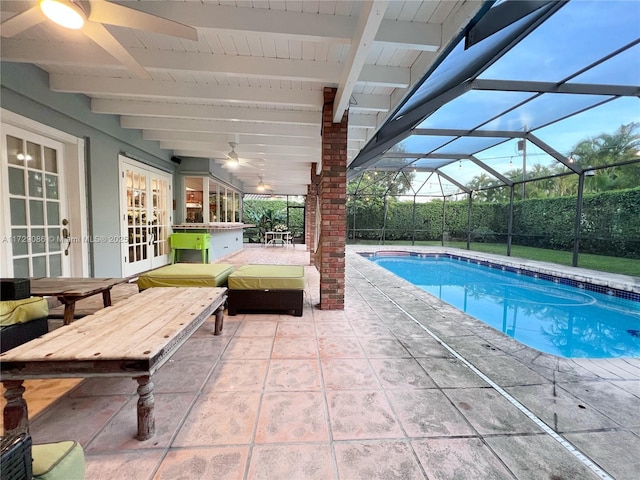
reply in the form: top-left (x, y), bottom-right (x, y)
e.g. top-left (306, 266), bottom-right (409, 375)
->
top-left (172, 223), bottom-right (253, 261)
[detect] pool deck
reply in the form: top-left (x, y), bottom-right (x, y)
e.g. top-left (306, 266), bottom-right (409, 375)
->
top-left (5, 245), bottom-right (639, 479)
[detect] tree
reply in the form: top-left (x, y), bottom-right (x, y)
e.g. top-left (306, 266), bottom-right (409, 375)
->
top-left (243, 200), bottom-right (287, 242)
top-left (465, 122), bottom-right (640, 198)
top-left (569, 122), bottom-right (640, 192)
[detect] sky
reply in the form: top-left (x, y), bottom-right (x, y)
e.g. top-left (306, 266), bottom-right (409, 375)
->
top-left (378, 0), bottom-right (640, 189)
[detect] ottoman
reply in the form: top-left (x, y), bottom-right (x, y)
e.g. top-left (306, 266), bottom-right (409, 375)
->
top-left (137, 263), bottom-right (235, 290)
top-left (1, 432), bottom-right (85, 480)
top-left (0, 297), bottom-right (49, 353)
top-left (227, 265), bottom-right (305, 316)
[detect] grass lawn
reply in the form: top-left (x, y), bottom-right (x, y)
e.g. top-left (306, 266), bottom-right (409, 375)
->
top-left (349, 240), bottom-right (640, 277)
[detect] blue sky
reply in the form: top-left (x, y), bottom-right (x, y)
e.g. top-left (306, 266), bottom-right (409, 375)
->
top-left (393, 0), bottom-right (640, 189)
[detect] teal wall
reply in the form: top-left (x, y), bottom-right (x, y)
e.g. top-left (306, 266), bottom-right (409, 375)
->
top-left (1, 62), bottom-right (174, 277)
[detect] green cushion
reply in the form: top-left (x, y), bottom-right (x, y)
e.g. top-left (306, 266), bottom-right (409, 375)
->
top-left (137, 263), bottom-right (235, 290)
top-left (32, 440), bottom-right (85, 480)
top-left (228, 265), bottom-right (305, 290)
top-left (0, 297), bottom-right (48, 327)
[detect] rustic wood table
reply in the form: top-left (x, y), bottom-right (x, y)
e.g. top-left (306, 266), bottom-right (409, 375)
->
top-left (0, 287), bottom-right (227, 441)
top-left (30, 277), bottom-right (128, 325)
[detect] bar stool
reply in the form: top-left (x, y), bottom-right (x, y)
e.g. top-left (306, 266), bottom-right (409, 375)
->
top-left (170, 233), bottom-right (211, 263)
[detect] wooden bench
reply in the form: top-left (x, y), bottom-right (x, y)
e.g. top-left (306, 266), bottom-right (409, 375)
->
top-left (0, 287), bottom-right (227, 441)
top-left (227, 265), bottom-right (305, 316)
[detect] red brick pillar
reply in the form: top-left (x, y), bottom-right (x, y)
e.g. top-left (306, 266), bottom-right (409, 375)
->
top-left (306, 163), bottom-right (320, 264)
top-left (318, 87), bottom-right (347, 310)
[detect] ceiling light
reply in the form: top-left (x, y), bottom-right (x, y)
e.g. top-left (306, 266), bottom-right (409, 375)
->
top-left (257, 179), bottom-right (265, 191)
top-left (226, 150), bottom-right (239, 168)
top-left (40, 0), bottom-right (86, 30)
top-left (226, 142), bottom-right (240, 168)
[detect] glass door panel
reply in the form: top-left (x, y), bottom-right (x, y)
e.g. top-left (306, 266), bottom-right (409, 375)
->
top-left (2, 130), bottom-right (68, 277)
top-left (120, 157), bottom-right (172, 276)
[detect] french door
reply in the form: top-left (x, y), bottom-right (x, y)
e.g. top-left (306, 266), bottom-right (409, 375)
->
top-left (1, 125), bottom-right (71, 277)
top-left (119, 157), bottom-right (172, 276)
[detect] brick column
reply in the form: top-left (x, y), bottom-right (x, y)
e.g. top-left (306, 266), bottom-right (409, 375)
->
top-left (306, 163), bottom-right (320, 264)
top-left (318, 87), bottom-right (347, 310)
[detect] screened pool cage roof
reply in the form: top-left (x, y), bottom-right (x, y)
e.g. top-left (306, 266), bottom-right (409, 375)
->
top-left (347, 0), bottom-right (640, 198)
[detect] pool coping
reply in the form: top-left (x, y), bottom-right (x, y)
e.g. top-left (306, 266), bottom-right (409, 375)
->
top-left (354, 246), bottom-right (640, 297)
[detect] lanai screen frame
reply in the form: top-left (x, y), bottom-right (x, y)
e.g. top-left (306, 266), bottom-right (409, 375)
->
top-left (347, 0), bottom-right (640, 266)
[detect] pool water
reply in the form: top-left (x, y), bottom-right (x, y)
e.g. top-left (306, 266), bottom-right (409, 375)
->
top-left (371, 256), bottom-right (640, 359)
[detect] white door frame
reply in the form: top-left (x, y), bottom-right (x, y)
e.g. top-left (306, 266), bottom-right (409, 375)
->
top-left (1, 109), bottom-right (88, 277)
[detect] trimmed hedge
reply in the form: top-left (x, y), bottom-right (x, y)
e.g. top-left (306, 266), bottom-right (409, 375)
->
top-left (347, 188), bottom-right (640, 258)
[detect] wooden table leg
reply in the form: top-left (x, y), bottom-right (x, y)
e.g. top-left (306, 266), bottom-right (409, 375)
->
top-left (134, 375), bottom-right (155, 441)
top-left (102, 288), bottom-right (113, 307)
top-left (60, 299), bottom-right (76, 325)
top-left (214, 302), bottom-right (225, 336)
top-left (3, 380), bottom-right (28, 434)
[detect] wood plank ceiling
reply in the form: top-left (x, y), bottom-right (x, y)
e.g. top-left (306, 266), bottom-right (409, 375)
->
top-left (1, 0), bottom-right (485, 194)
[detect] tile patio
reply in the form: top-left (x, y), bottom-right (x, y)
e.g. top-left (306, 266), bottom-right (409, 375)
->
top-left (2, 244), bottom-right (639, 479)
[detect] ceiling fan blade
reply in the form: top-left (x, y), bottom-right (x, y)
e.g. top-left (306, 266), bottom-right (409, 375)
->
top-left (241, 162), bottom-right (263, 171)
top-left (83, 21), bottom-right (151, 79)
top-left (88, 0), bottom-right (198, 41)
top-left (0, 5), bottom-right (44, 38)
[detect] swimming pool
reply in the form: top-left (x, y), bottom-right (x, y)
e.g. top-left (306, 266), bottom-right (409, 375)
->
top-left (367, 253), bottom-right (640, 359)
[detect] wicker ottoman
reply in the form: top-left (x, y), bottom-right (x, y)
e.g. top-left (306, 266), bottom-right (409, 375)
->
top-left (227, 265), bottom-right (305, 316)
top-left (137, 263), bottom-right (235, 290)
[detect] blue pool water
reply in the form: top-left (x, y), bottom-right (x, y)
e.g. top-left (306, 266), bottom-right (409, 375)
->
top-left (370, 255), bottom-right (640, 358)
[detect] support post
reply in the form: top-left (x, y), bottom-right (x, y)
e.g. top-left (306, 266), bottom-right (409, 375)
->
top-left (381, 196), bottom-right (389, 244)
top-left (441, 196), bottom-right (446, 246)
top-left (466, 193), bottom-right (473, 250)
top-left (572, 172), bottom-right (586, 267)
top-left (411, 195), bottom-right (417, 246)
top-left (507, 185), bottom-right (515, 256)
top-left (318, 87), bottom-right (347, 310)
top-left (306, 163), bottom-right (320, 260)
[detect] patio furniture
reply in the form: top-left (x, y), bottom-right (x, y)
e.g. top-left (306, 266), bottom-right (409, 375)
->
top-left (1, 431), bottom-right (85, 480)
top-left (227, 264), bottom-right (305, 316)
top-left (0, 297), bottom-right (49, 354)
top-left (0, 287), bottom-right (227, 441)
top-left (1, 278), bottom-right (49, 353)
top-left (136, 263), bottom-right (235, 290)
top-left (170, 232), bottom-right (211, 263)
top-left (29, 277), bottom-right (127, 325)
top-left (264, 231), bottom-right (292, 247)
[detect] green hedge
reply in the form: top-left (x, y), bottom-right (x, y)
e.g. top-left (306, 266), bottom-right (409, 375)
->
top-left (347, 188), bottom-right (640, 258)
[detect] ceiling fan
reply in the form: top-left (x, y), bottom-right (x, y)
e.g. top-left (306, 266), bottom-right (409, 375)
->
top-left (223, 142), bottom-right (265, 171)
top-left (245, 175), bottom-right (271, 193)
top-left (0, 0), bottom-right (198, 79)
top-left (256, 175), bottom-right (269, 192)
top-left (224, 142), bottom-right (241, 168)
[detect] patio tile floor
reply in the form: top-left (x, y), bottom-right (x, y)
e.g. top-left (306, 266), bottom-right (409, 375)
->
top-left (3, 244), bottom-right (639, 479)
